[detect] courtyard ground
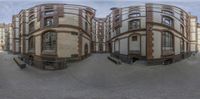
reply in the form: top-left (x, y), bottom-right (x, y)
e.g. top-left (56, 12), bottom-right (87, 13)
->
top-left (0, 51), bottom-right (200, 99)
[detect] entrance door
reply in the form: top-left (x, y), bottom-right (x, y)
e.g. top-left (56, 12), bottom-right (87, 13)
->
top-left (108, 43), bottom-right (112, 53)
top-left (84, 43), bottom-right (88, 56)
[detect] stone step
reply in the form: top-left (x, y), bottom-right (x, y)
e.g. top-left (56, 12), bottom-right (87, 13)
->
top-left (107, 56), bottom-right (121, 64)
top-left (13, 57), bottom-right (26, 69)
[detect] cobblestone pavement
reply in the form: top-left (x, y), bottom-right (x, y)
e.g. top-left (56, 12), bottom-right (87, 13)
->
top-left (1, 51), bottom-right (200, 99)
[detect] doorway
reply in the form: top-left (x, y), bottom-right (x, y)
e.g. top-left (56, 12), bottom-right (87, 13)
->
top-left (84, 43), bottom-right (88, 56)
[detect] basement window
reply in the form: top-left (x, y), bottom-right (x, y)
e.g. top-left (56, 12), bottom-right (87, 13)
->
top-left (131, 36), bottom-right (137, 41)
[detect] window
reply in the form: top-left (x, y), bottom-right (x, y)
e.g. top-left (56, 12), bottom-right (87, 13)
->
top-left (186, 42), bottom-right (189, 52)
top-left (180, 11), bottom-right (184, 23)
top-left (85, 14), bottom-right (88, 20)
top-left (29, 22), bottom-right (35, 33)
top-left (29, 37), bottom-right (35, 51)
top-left (42, 31), bottom-right (56, 51)
top-left (162, 31), bottom-right (174, 55)
top-left (162, 10), bottom-right (173, 15)
top-left (44, 17), bottom-right (54, 26)
top-left (114, 14), bottom-right (121, 25)
top-left (132, 36), bottom-right (137, 41)
top-left (180, 17), bottom-right (184, 23)
top-left (71, 32), bottom-right (78, 35)
top-left (85, 22), bottom-right (88, 32)
top-left (44, 10), bottom-right (54, 16)
top-left (180, 25), bottom-right (184, 34)
top-left (99, 43), bottom-right (103, 51)
top-left (129, 13), bottom-right (140, 17)
top-left (115, 18), bottom-right (120, 23)
top-left (162, 16), bottom-right (173, 27)
top-left (116, 27), bottom-right (120, 35)
top-left (115, 14), bottom-right (120, 19)
top-left (29, 15), bottom-right (35, 21)
top-left (129, 19), bottom-right (140, 30)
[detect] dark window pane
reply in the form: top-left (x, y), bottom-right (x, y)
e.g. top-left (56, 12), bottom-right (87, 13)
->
top-left (129, 19), bottom-right (140, 30)
top-left (162, 16), bottom-right (173, 27)
top-left (42, 31), bottom-right (56, 51)
top-left (162, 31), bottom-right (174, 53)
top-left (132, 36), bottom-right (137, 41)
top-left (44, 17), bottom-right (54, 26)
top-left (29, 37), bottom-right (35, 50)
top-left (29, 22), bottom-right (35, 33)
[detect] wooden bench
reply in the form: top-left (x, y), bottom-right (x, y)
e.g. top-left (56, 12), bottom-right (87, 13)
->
top-left (13, 57), bottom-right (26, 69)
top-left (163, 58), bottom-right (173, 65)
top-left (107, 56), bottom-right (121, 64)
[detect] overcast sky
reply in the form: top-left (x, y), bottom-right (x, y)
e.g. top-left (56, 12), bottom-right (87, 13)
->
top-left (0, 0), bottom-right (200, 23)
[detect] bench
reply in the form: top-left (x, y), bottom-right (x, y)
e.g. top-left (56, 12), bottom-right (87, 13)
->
top-left (163, 58), bottom-right (173, 65)
top-left (13, 57), bottom-right (26, 69)
top-left (107, 56), bottom-right (121, 64)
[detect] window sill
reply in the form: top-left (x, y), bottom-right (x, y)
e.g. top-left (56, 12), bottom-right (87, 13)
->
top-left (162, 50), bottom-right (174, 56)
top-left (42, 50), bottom-right (56, 55)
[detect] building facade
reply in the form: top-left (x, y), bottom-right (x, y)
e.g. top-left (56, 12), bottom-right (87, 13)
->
top-left (92, 18), bottom-right (107, 53)
top-left (12, 15), bottom-right (20, 54)
top-left (106, 3), bottom-right (198, 64)
top-left (0, 23), bottom-right (13, 51)
top-left (12, 3), bottom-right (200, 69)
top-left (13, 3), bottom-right (95, 69)
top-left (0, 24), bottom-right (6, 51)
top-left (7, 24), bottom-right (13, 52)
top-left (197, 24), bottom-right (200, 51)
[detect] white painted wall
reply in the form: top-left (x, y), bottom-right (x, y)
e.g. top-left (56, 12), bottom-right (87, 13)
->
top-left (35, 35), bottom-right (41, 56)
top-left (119, 38), bottom-right (128, 55)
top-left (129, 35), bottom-right (140, 51)
top-left (141, 35), bottom-right (146, 56)
top-left (57, 32), bottom-right (79, 57)
top-left (64, 8), bottom-right (79, 14)
top-left (59, 14), bottom-right (79, 26)
top-left (175, 37), bottom-right (180, 55)
top-left (190, 43), bottom-right (196, 52)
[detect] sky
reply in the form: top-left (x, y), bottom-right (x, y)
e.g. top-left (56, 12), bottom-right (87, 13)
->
top-left (0, 0), bottom-right (200, 23)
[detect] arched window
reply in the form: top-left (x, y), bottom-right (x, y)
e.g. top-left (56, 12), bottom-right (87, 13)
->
top-left (129, 19), bottom-right (140, 30)
top-left (42, 31), bottom-right (56, 51)
top-left (162, 16), bottom-right (173, 27)
top-left (162, 31), bottom-right (174, 55)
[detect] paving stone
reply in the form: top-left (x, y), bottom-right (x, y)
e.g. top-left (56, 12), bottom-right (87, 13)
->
top-left (0, 52), bottom-right (200, 99)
